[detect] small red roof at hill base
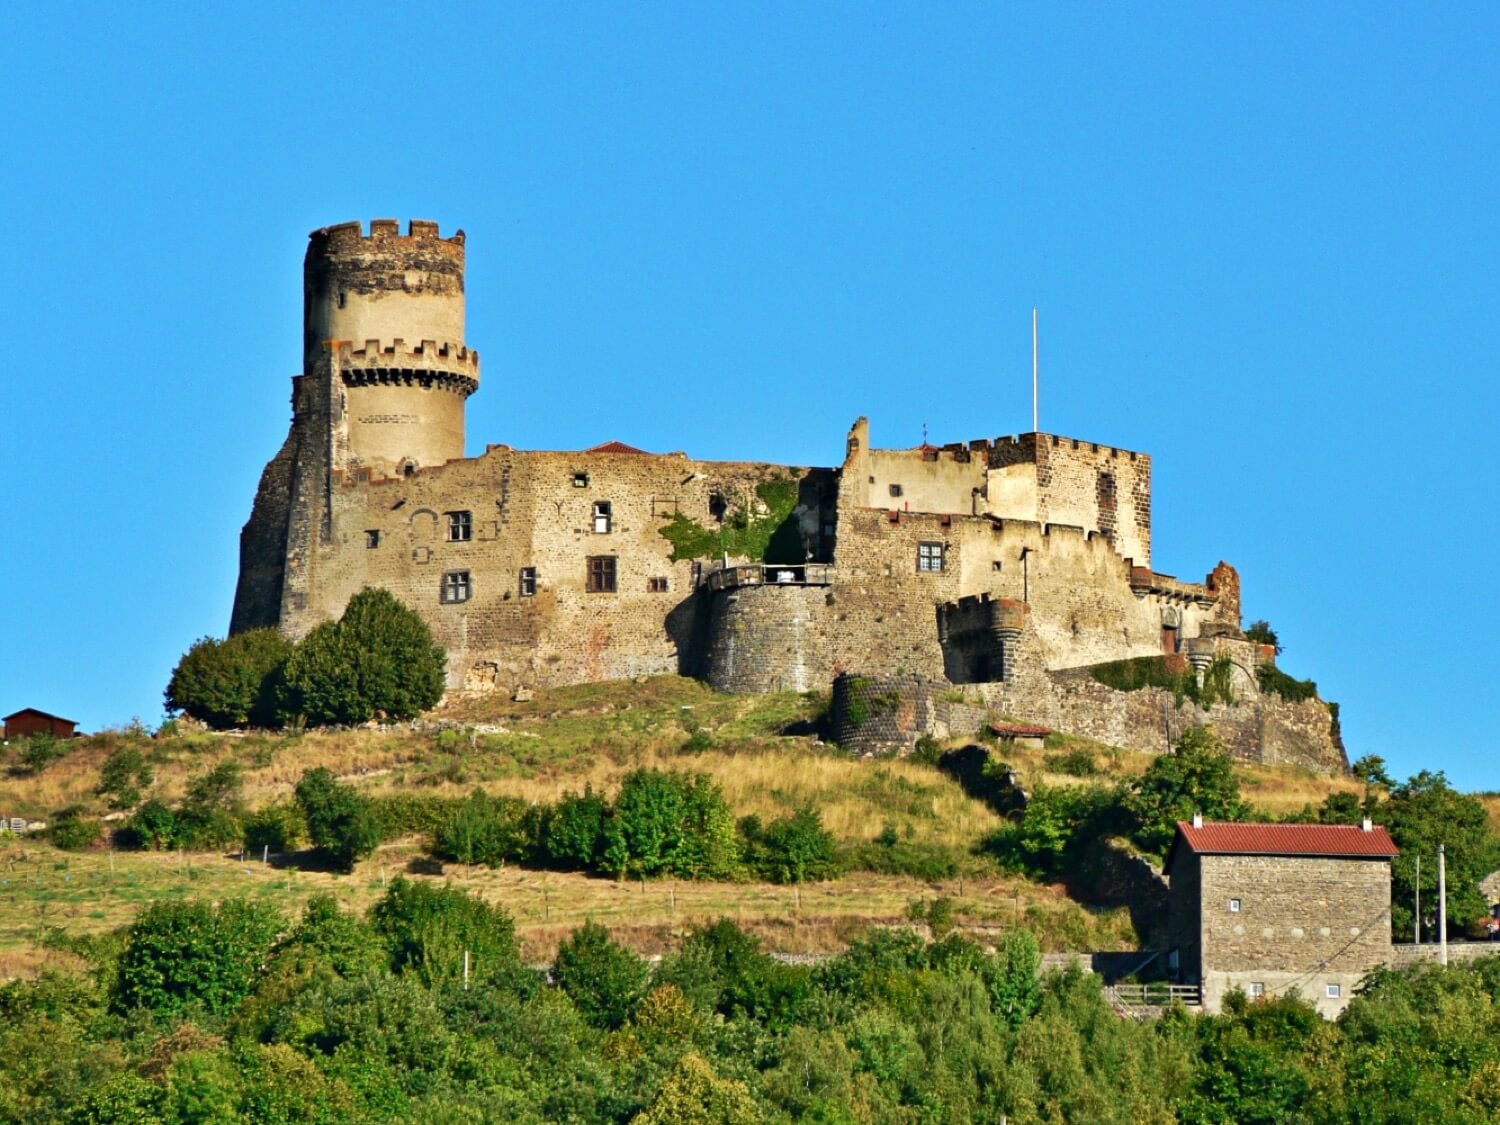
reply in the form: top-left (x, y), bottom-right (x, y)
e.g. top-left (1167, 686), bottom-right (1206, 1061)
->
top-left (585, 440), bottom-right (650, 454)
top-left (1174, 821), bottom-right (1399, 858)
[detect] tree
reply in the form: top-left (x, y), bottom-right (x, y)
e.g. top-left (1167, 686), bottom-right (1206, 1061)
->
top-left (174, 760), bottom-right (246, 849)
top-left (112, 899), bottom-right (281, 1016)
top-left (741, 807), bottom-right (842, 884)
top-left (552, 921), bottom-right (650, 1029)
top-left (601, 770), bottom-right (740, 880)
top-left (633, 1053), bottom-right (762, 1125)
top-left (370, 878), bottom-right (525, 990)
top-left (96, 745), bottom-right (154, 810)
top-left (1380, 770), bottom-right (1500, 939)
top-left (535, 786), bottom-right (608, 870)
top-left (1351, 754), bottom-right (1393, 816)
top-left (294, 767), bottom-right (379, 871)
top-left (1124, 726), bottom-right (1249, 855)
top-left (164, 628), bottom-right (292, 729)
top-left (276, 588), bottom-right (445, 726)
top-left (434, 791), bottom-right (532, 867)
top-left (1244, 620), bottom-right (1283, 655)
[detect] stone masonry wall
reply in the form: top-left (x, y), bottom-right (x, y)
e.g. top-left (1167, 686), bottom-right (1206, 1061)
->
top-left (701, 584), bottom-right (834, 694)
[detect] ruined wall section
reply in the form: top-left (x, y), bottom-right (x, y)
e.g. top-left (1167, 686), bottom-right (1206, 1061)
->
top-left (229, 421), bottom-right (298, 634)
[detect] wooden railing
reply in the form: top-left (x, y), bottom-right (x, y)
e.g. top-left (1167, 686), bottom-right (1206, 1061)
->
top-left (703, 563), bottom-right (835, 591)
top-left (1103, 983), bottom-right (1201, 1008)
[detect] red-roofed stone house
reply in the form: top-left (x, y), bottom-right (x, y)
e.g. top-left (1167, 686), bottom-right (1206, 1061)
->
top-left (1166, 817), bottom-right (1399, 1016)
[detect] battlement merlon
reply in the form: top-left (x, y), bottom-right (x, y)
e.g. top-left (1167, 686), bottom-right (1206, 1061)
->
top-left (312, 219), bottom-right (466, 248)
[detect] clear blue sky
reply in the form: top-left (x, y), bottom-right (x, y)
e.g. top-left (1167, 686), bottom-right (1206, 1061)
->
top-left (3, 4), bottom-right (1496, 788)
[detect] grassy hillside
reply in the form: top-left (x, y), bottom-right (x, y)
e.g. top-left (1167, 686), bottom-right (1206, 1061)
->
top-left (0, 675), bottom-right (1374, 977)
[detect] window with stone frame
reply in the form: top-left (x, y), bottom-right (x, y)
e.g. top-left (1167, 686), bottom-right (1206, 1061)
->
top-left (447, 511), bottom-right (473, 542)
top-left (593, 501), bottom-right (613, 534)
top-left (365, 529), bottom-right (381, 548)
top-left (441, 570), bottom-right (472, 604)
top-left (586, 556), bottom-right (617, 593)
top-left (1325, 983), bottom-right (1342, 999)
top-left (917, 541), bottom-right (946, 573)
top-left (519, 567), bottom-right (537, 597)
top-left (647, 576), bottom-right (669, 593)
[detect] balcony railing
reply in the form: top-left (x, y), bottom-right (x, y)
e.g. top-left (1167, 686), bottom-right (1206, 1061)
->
top-left (702, 563), bottom-right (836, 592)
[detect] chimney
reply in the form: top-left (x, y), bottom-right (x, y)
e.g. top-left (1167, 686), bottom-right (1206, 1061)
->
top-left (1362, 817), bottom-right (1373, 832)
top-left (1192, 812), bottom-right (1203, 829)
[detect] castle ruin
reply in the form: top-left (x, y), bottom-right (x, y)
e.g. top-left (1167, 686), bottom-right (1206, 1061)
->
top-left (232, 219), bottom-right (1345, 771)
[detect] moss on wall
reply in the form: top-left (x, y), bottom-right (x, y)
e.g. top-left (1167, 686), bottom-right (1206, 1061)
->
top-left (659, 474), bottom-right (804, 563)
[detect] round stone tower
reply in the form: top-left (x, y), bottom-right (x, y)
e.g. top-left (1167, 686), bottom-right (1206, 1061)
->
top-left (304, 219), bottom-right (479, 476)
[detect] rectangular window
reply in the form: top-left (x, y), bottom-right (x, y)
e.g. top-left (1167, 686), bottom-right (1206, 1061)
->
top-left (1249, 982), bottom-right (1265, 998)
top-left (917, 541), bottom-right (946, 573)
top-left (519, 567), bottom-right (537, 597)
top-left (573, 472), bottom-right (590, 488)
top-left (441, 570), bottom-right (471, 603)
top-left (586, 556), bottom-right (617, 593)
top-left (1326, 983), bottom-right (1342, 999)
top-left (889, 483), bottom-right (904, 498)
top-left (1229, 899), bottom-right (1242, 913)
top-left (647, 577), bottom-right (669, 593)
top-left (447, 511), bottom-right (473, 542)
top-left (365, 529), bottom-right (381, 548)
top-left (593, 501), bottom-right (612, 534)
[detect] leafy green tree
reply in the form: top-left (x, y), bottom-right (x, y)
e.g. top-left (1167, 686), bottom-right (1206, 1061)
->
top-left (122, 798), bottom-right (178, 850)
top-left (15, 732), bottom-right (67, 775)
top-left (553, 921), bottom-right (651, 1029)
top-left (1380, 770), bottom-right (1500, 938)
top-left (112, 899), bottom-right (281, 1016)
top-left (164, 628), bottom-right (292, 729)
top-left (294, 767), bottom-right (379, 871)
top-left (741, 807), bottom-right (843, 884)
top-left (1351, 753), bottom-right (1393, 815)
top-left (656, 919), bottom-right (810, 1029)
top-left (535, 786), bottom-right (608, 869)
top-left (370, 878), bottom-right (527, 990)
top-left (988, 783), bottom-right (1120, 878)
top-left (95, 745), bottom-right (154, 810)
top-left (1243, 620), bottom-right (1282, 654)
top-left (1124, 727), bottom-right (1250, 855)
top-left (602, 770), bottom-right (741, 880)
top-left (434, 790), bottom-right (532, 867)
top-left (242, 800), bottom-right (306, 854)
top-left (45, 807), bottom-right (101, 852)
top-left (633, 1052), bottom-right (762, 1124)
top-left (173, 760), bottom-right (246, 848)
top-left (275, 587), bottom-right (446, 726)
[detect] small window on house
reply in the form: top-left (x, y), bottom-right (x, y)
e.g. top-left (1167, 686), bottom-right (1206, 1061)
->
top-left (573, 472), bottom-right (589, 488)
top-left (917, 541), bottom-right (946, 573)
top-left (1326, 983), bottom-right (1342, 1000)
top-left (1249, 982), bottom-right (1265, 998)
top-left (519, 567), bottom-right (537, 597)
top-left (441, 570), bottom-right (471, 603)
top-left (593, 501), bottom-right (612, 533)
top-left (1229, 899), bottom-right (1242, 913)
top-left (889, 483), bottom-right (904, 498)
top-left (447, 511), bottom-right (473, 541)
top-left (365, 529), bottom-right (381, 549)
top-left (586, 556), bottom-right (617, 593)
top-left (647, 577), bottom-right (669, 593)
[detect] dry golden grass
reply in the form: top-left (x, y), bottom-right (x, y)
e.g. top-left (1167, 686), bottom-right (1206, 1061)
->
top-left (0, 837), bottom-right (1135, 977)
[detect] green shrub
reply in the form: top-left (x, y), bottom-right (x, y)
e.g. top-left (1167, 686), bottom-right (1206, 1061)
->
top-left (534, 787), bottom-right (608, 870)
top-left (601, 769), bottom-right (741, 880)
top-left (173, 761), bottom-right (246, 849)
top-left (15, 733), bottom-right (68, 775)
top-left (46, 808), bottom-right (100, 851)
top-left (1043, 746), bottom-right (1099, 777)
top-left (243, 801), bottom-right (306, 854)
top-left (434, 791), bottom-right (532, 867)
top-left (680, 728), bottom-right (714, 754)
top-left (112, 899), bottom-right (281, 1016)
top-left (1256, 663), bottom-right (1319, 702)
top-left (294, 768), bottom-right (379, 872)
top-left (552, 920), bottom-right (650, 1030)
top-left (164, 628), bottom-right (292, 729)
top-left (370, 878), bottom-right (525, 989)
top-left (841, 838), bottom-right (962, 880)
top-left (96, 745), bottom-right (154, 810)
top-left (1244, 619), bottom-right (1282, 654)
top-left (986, 783), bottom-right (1121, 878)
top-left (658, 474), bottom-right (803, 563)
top-left (275, 588), bottom-right (446, 726)
top-left (366, 793), bottom-right (468, 839)
top-left (741, 807), bottom-right (843, 884)
top-left (121, 798), bottom-right (179, 849)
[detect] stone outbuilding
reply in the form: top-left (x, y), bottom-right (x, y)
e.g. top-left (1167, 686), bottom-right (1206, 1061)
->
top-left (2, 708), bottom-right (79, 740)
top-left (1165, 818), bottom-right (1399, 1017)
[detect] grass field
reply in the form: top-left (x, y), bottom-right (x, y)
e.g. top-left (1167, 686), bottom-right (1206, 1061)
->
top-left (0, 674), bottom-right (1368, 978)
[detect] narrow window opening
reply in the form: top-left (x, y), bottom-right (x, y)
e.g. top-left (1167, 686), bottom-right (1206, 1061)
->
top-left (889, 483), bottom-right (904, 498)
top-left (708, 493), bottom-right (728, 522)
top-left (1229, 899), bottom-right (1242, 913)
top-left (365, 529), bottom-right (381, 549)
top-left (447, 511), bottom-right (473, 541)
top-left (647, 577), bottom-right (669, 593)
top-left (441, 570), bottom-right (471, 603)
top-left (337, 290), bottom-right (347, 308)
top-left (586, 556), bottom-right (617, 593)
top-left (573, 472), bottom-right (589, 488)
top-left (519, 567), bottom-right (537, 597)
top-left (593, 501), bottom-right (612, 534)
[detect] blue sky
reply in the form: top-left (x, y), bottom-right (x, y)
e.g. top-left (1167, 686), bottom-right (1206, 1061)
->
top-left (3, 4), bottom-right (1496, 788)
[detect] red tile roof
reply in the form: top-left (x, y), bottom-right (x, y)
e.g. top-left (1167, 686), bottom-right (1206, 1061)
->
top-left (1171, 821), bottom-right (1399, 864)
top-left (990, 722), bottom-right (1053, 738)
top-left (584, 440), bottom-right (651, 455)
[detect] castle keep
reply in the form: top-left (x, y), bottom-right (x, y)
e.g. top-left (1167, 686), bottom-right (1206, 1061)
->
top-left (232, 219), bottom-right (1345, 771)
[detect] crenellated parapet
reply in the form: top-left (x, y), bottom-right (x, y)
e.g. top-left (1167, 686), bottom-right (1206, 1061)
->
top-left (337, 338), bottom-right (480, 397)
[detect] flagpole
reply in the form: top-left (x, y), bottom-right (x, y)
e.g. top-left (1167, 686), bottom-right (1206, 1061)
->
top-left (1032, 306), bottom-right (1039, 433)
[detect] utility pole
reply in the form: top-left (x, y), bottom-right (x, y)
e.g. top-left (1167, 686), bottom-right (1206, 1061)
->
top-left (1439, 845), bottom-right (1448, 967)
